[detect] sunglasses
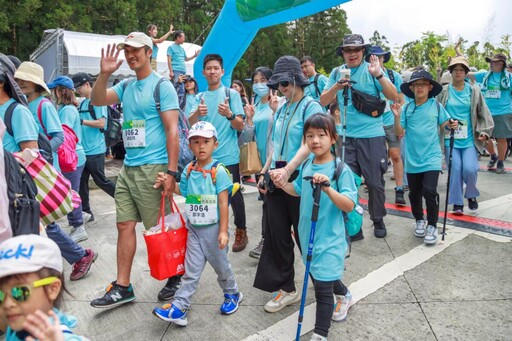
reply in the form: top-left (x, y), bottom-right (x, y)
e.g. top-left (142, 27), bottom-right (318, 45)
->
top-left (278, 81), bottom-right (290, 87)
top-left (0, 277), bottom-right (58, 305)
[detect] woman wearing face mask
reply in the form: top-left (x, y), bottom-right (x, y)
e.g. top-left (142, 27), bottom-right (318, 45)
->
top-left (239, 67), bottom-right (278, 259)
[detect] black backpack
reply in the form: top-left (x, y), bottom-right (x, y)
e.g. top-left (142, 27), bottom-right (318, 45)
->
top-left (4, 102), bottom-right (53, 164)
top-left (79, 101), bottom-right (123, 148)
top-left (4, 149), bottom-right (40, 236)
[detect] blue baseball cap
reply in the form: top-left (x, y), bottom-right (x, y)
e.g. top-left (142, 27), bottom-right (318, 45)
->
top-left (47, 75), bottom-right (74, 90)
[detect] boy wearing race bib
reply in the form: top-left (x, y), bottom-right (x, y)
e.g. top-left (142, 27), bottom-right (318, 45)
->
top-left (152, 121), bottom-right (242, 326)
top-left (392, 70), bottom-right (457, 246)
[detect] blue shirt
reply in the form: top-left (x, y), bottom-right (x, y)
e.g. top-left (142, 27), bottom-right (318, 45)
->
top-left (59, 105), bottom-right (86, 167)
top-left (305, 74), bottom-right (328, 101)
top-left (185, 93), bottom-right (197, 118)
top-left (179, 160), bottom-right (233, 227)
top-left (271, 96), bottom-right (324, 167)
top-left (0, 99), bottom-right (39, 153)
top-left (28, 96), bottom-right (63, 135)
top-left (400, 98), bottom-right (451, 173)
top-left (152, 43), bottom-right (159, 60)
top-left (382, 69), bottom-right (403, 127)
top-left (253, 102), bottom-right (273, 165)
top-left (293, 158), bottom-right (357, 281)
top-left (444, 83), bottom-right (473, 149)
top-left (474, 71), bottom-right (512, 116)
top-left (190, 86), bottom-right (245, 166)
top-left (78, 99), bottom-right (107, 155)
top-left (113, 72), bottom-right (179, 167)
top-left (167, 43), bottom-right (186, 72)
top-left (325, 62), bottom-right (385, 138)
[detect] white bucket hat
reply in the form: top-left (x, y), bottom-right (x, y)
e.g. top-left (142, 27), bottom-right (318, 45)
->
top-left (14, 62), bottom-right (51, 94)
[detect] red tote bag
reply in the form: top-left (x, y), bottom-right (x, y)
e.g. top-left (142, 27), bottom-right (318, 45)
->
top-left (144, 194), bottom-right (187, 281)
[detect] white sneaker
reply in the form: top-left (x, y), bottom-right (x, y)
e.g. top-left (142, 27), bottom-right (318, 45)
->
top-left (82, 211), bottom-right (94, 223)
top-left (69, 225), bottom-right (88, 243)
top-left (310, 333), bottom-right (327, 341)
top-left (414, 220), bottom-right (426, 238)
top-left (424, 225), bottom-right (438, 245)
top-left (264, 289), bottom-right (301, 313)
top-left (332, 291), bottom-right (352, 321)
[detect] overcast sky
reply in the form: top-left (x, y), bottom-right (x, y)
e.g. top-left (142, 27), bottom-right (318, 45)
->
top-left (342, 0), bottom-right (511, 51)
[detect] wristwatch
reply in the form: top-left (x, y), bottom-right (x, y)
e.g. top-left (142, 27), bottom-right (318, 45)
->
top-left (166, 169), bottom-right (179, 180)
top-left (226, 113), bottom-right (236, 121)
top-left (376, 73), bottom-right (384, 80)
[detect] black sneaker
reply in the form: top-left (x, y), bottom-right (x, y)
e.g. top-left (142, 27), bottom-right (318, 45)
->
top-left (468, 198), bottom-right (478, 211)
top-left (373, 220), bottom-right (387, 238)
top-left (158, 275), bottom-right (182, 301)
top-left (395, 189), bottom-right (406, 206)
top-left (91, 281), bottom-right (135, 308)
top-left (350, 229), bottom-right (364, 242)
top-left (452, 205), bottom-right (464, 215)
top-left (487, 155), bottom-right (498, 169)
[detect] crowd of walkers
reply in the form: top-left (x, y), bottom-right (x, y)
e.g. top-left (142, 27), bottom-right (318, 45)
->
top-left (0, 25), bottom-right (509, 340)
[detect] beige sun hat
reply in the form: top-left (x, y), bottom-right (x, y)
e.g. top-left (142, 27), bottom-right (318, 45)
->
top-left (14, 61), bottom-right (50, 94)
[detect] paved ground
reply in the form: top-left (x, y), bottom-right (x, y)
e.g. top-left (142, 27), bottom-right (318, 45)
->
top-left (56, 156), bottom-right (511, 341)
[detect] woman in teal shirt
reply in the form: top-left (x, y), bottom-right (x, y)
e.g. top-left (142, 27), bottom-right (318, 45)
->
top-left (438, 56), bottom-right (494, 214)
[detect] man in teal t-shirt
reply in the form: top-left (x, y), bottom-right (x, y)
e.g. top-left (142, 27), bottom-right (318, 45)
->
top-left (73, 72), bottom-right (116, 221)
top-left (300, 56), bottom-right (328, 101)
top-left (188, 53), bottom-right (249, 252)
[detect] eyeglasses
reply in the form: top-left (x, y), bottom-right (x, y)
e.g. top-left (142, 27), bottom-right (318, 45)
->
top-left (279, 81), bottom-right (290, 87)
top-left (0, 276), bottom-right (58, 305)
top-left (343, 48), bottom-right (363, 54)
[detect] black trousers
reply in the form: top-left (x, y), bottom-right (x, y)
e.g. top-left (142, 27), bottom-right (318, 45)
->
top-left (226, 164), bottom-right (246, 229)
top-left (344, 136), bottom-right (388, 222)
top-left (79, 153), bottom-right (116, 212)
top-left (407, 171), bottom-right (440, 226)
top-left (253, 187), bottom-right (301, 293)
top-left (312, 277), bottom-right (348, 337)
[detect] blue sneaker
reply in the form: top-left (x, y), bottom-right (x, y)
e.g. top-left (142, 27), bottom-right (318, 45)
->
top-left (220, 292), bottom-right (243, 315)
top-left (152, 303), bottom-right (188, 326)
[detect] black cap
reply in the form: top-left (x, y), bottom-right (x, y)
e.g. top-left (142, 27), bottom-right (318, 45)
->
top-left (72, 72), bottom-right (93, 88)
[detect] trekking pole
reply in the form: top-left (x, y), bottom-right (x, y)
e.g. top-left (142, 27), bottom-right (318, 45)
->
top-left (296, 177), bottom-right (329, 341)
top-left (441, 125), bottom-right (455, 241)
top-left (341, 85), bottom-right (349, 161)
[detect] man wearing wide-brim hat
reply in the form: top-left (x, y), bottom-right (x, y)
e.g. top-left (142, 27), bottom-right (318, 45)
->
top-left (320, 34), bottom-right (399, 239)
top-left (468, 52), bottom-right (512, 174)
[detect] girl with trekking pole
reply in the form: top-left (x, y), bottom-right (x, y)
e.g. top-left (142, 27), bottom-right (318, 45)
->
top-left (280, 113), bottom-right (358, 341)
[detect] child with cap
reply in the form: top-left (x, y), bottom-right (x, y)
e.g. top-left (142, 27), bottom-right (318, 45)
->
top-left (0, 235), bottom-right (89, 340)
top-left (152, 121), bottom-right (242, 326)
top-left (391, 70), bottom-right (458, 245)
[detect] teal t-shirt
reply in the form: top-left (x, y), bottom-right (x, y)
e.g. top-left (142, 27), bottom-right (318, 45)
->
top-left (28, 96), bottom-right (63, 135)
top-left (185, 93), bottom-right (197, 118)
top-left (59, 105), bottom-right (86, 168)
top-left (382, 69), bottom-right (403, 127)
top-left (444, 83), bottom-right (473, 149)
top-left (0, 99), bottom-right (39, 153)
top-left (112, 72), bottom-right (179, 167)
top-left (271, 96), bottom-right (324, 167)
top-left (474, 71), bottom-right (512, 116)
top-left (167, 43), bottom-right (186, 72)
top-left (305, 74), bottom-right (328, 101)
top-left (190, 86), bottom-right (245, 166)
top-left (325, 62), bottom-right (385, 138)
top-left (293, 158), bottom-right (357, 281)
top-left (152, 43), bottom-right (159, 60)
top-left (253, 102), bottom-right (273, 165)
top-left (400, 98), bottom-right (450, 173)
top-left (78, 99), bottom-right (107, 156)
top-left (179, 160), bottom-right (233, 227)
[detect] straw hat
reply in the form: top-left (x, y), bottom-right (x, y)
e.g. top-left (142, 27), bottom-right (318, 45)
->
top-left (14, 62), bottom-right (50, 94)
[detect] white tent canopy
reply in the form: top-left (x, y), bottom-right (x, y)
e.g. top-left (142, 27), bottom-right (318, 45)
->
top-left (31, 29), bottom-right (200, 82)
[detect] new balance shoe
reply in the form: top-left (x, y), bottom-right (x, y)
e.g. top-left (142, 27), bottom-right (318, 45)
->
top-left (424, 225), bottom-right (439, 245)
top-left (83, 211), bottom-right (95, 223)
top-left (468, 198), bottom-right (478, 211)
top-left (220, 292), bottom-right (243, 315)
top-left (157, 275), bottom-right (182, 301)
top-left (249, 238), bottom-right (264, 259)
top-left (69, 225), bottom-right (88, 243)
top-left (332, 290), bottom-right (352, 322)
top-left (152, 303), bottom-right (188, 326)
top-left (452, 205), bottom-right (464, 216)
top-left (70, 248), bottom-right (98, 281)
top-left (414, 219), bottom-right (426, 238)
top-left (264, 289), bottom-right (301, 313)
top-left (90, 281), bottom-right (135, 308)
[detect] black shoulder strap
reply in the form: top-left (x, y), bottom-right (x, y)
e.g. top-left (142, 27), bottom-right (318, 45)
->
top-left (153, 77), bottom-right (167, 114)
top-left (313, 74), bottom-right (321, 97)
top-left (4, 102), bottom-right (18, 136)
top-left (334, 159), bottom-right (345, 192)
top-left (386, 69), bottom-right (395, 84)
top-left (88, 103), bottom-right (97, 120)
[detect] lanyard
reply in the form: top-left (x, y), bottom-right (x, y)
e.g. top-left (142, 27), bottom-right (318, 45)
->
top-left (279, 96), bottom-right (306, 159)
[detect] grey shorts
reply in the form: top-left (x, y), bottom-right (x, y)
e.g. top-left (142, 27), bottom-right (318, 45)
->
top-left (384, 125), bottom-right (401, 148)
top-left (491, 114), bottom-right (512, 138)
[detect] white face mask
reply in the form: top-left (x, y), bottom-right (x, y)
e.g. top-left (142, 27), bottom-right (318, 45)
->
top-left (252, 83), bottom-right (269, 97)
